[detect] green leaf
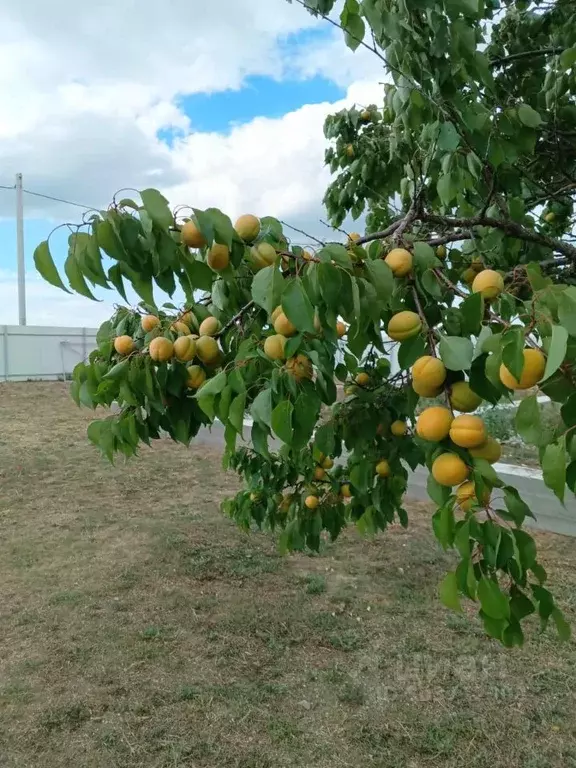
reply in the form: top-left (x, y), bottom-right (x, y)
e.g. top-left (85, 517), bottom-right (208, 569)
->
top-left (437, 173), bottom-right (455, 206)
top-left (314, 423), bottom-right (335, 457)
top-left (542, 439), bottom-right (566, 503)
top-left (364, 259), bottom-right (394, 304)
top-left (515, 395), bottom-right (542, 446)
top-left (511, 529), bottom-right (537, 570)
top-left (439, 336), bottom-right (473, 371)
top-left (413, 241), bottom-right (441, 269)
top-left (206, 207), bottom-right (236, 249)
top-left (517, 103), bottom-right (542, 128)
top-left (251, 265), bottom-right (283, 315)
top-left (103, 359), bottom-right (130, 380)
top-left (195, 371), bottom-right (227, 398)
top-left (557, 288), bottom-right (576, 337)
top-left (184, 258), bottom-right (214, 292)
top-left (437, 121), bottom-right (460, 152)
top-left (228, 392), bottom-right (246, 436)
top-left (560, 46), bottom-right (576, 71)
top-left (140, 188), bottom-right (173, 229)
top-left (108, 265), bottom-right (128, 302)
top-left (478, 578), bottom-right (509, 620)
top-left (282, 279), bottom-right (316, 334)
top-left (343, 12), bottom-right (365, 51)
top-left (432, 504), bottom-right (455, 549)
top-left (318, 262), bottom-right (342, 308)
top-left (251, 421), bottom-right (270, 459)
top-left (502, 327), bottom-right (525, 381)
top-left (439, 572), bottom-right (462, 613)
top-left (398, 335), bottom-right (427, 370)
top-left (460, 291), bottom-right (484, 335)
top-left (542, 325), bottom-right (568, 381)
top-left (503, 486), bottom-right (533, 525)
top-left (320, 244), bottom-right (352, 270)
top-left (551, 608), bottom-right (571, 641)
top-left (251, 389), bottom-right (272, 427)
top-left (271, 400), bottom-right (294, 445)
top-left (34, 241), bottom-right (70, 293)
top-left (427, 473), bottom-right (450, 506)
top-left (64, 251), bottom-right (98, 300)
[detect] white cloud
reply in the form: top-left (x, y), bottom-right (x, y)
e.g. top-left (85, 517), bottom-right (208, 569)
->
top-left (0, 0), bottom-right (385, 325)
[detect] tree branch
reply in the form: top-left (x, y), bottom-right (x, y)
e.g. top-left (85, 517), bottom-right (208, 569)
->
top-left (490, 47), bottom-right (566, 68)
top-left (422, 213), bottom-right (576, 261)
top-left (217, 300), bottom-right (256, 337)
top-left (352, 219), bottom-right (403, 247)
top-left (280, 220), bottom-right (326, 247)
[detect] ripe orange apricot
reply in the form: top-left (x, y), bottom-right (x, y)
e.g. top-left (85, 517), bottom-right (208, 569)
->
top-left (499, 348), bottom-right (545, 390)
top-left (449, 415), bottom-right (486, 448)
top-left (416, 406), bottom-right (453, 442)
top-left (385, 247), bottom-right (413, 277)
top-left (114, 335), bottom-right (135, 355)
top-left (432, 454), bottom-right (469, 487)
top-left (387, 311), bottom-right (422, 342)
top-left (149, 337), bottom-right (174, 362)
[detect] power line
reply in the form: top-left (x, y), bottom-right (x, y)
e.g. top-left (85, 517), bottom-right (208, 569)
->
top-left (22, 188), bottom-right (97, 211)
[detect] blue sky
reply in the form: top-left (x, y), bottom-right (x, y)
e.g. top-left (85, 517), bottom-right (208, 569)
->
top-left (0, 6), bottom-right (378, 325)
top-left (0, 34), bottom-right (345, 280)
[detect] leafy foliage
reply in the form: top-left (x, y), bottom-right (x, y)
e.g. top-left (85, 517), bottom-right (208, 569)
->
top-left (34, 0), bottom-right (576, 645)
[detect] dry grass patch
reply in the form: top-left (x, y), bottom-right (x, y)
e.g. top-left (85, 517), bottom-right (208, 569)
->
top-left (0, 382), bottom-right (575, 767)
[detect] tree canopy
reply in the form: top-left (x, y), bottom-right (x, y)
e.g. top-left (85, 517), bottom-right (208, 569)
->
top-left (34, 0), bottom-right (576, 646)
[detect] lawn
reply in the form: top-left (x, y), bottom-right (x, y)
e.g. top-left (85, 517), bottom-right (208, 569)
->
top-left (1, 381), bottom-right (576, 768)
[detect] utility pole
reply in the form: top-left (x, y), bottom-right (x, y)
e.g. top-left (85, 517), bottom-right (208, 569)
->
top-left (16, 172), bottom-right (26, 325)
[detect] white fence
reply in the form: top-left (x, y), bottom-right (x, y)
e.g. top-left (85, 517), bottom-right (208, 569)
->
top-left (0, 325), bottom-right (98, 381)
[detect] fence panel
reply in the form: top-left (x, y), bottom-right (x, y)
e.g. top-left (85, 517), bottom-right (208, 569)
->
top-left (0, 326), bottom-right (98, 381)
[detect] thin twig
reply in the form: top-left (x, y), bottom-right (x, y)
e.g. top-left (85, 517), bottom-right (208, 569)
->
top-left (279, 220), bottom-right (326, 247)
top-left (216, 300), bottom-right (256, 337)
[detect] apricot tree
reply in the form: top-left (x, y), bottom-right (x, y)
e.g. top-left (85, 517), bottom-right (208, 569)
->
top-left (34, 0), bottom-right (576, 645)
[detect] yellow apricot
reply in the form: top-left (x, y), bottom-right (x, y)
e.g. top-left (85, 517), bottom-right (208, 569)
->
top-left (186, 365), bottom-right (206, 389)
top-left (114, 335), bottom-right (135, 356)
top-left (207, 243), bottom-right (230, 271)
top-left (181, 220), bottom-right (206, 249)
top-left (472, 269), bottom-right (504, 300)
top-left (416, 406), bottom-right (453, 442)
top-left (412, 356), bottom-right (447, 389)
top-left (387, 311), bottom-right (422, 342)
top-left (499, 348), bottom-right (545, 390)
top-left (469, 437), bottom-right (502, 464)
top-left (391, 420), bottom-right (407, 436)
top-left (456, 481), bottom-right (491, 511)
top-left (141, 315), bottom-right (160, 333)
top-left (196, 336), bottom-right (220, 365)
top-left (285, 354), bottom-right (313, 381)
top-left (376, 460), bottom-right (391, 478)
top-left (449, 381), bottom-right (482, 412)
top-left (173, 335), bottom-right (196, 362)
top-left (149, 337), bottom-right (174, 362)
top-left (432, 454), bottom-right (469, 487)
top-left (198, 317), bottom-right (220, 337)
top-left (274, 312), bottom-right (297, 337)
top-left (385, 247), bottom-right (413, 277)
top-left (263, 334), bottom-right (287, 361)
top-left (449, 415), bottom-right (486, 448)
top-left (235, 214), bottom-right (261, 242)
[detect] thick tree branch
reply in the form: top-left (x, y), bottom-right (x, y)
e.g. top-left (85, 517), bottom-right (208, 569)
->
top-left (490, 47), bottom-right (566, 67)
top-left (422, 213), bottom-right (576, 261)
top-left (352, 219), bottom-right (403, 247)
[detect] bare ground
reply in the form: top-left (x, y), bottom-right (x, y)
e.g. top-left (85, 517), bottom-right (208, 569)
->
top-left (1, 381), bottom-right (575, 768)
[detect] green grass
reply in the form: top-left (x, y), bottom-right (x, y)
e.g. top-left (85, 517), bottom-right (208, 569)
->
top-left (1, 381), bottom-right (576, 767)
